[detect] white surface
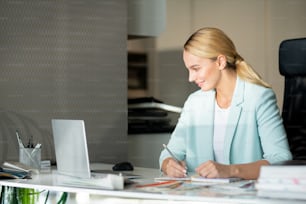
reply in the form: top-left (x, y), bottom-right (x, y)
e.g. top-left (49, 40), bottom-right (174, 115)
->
top-left (0, 163), bottom-right (306, 203)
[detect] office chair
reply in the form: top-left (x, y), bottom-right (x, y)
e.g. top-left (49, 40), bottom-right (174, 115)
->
top-left (279, 38), bottom-right (306, 160)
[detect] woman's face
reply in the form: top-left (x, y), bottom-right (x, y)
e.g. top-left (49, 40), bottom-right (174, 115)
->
top-left (183, 50), bottom-right (222, 91)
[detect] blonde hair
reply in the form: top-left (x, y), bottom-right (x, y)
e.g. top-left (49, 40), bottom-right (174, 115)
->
top-left (184, 27), bottom-right (270, 88)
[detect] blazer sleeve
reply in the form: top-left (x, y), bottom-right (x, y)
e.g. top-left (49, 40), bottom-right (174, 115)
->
top-left (256, 88), bottom-right (292, 163)
top-left (159, 100), bottom-right (189, 168)
top-left (159, 90), bottom-right (215, 170)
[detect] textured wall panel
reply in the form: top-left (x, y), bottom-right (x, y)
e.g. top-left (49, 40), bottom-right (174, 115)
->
top-left (0, 0), bottom-right (127, 164)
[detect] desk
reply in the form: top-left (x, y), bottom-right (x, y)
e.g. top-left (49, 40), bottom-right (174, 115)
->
top-left (0, 163), bottom-right (305, 204)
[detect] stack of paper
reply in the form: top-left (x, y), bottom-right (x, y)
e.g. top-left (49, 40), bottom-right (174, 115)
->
top-left (0, 161), bottom-right (33, 179)
top-left (55, 173), bottom-right (124, 190)
top-left (256, 165), bottom-right (306, 200)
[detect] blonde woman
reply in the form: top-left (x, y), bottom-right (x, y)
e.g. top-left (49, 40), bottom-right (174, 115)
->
top-left (159, 27), bottom-right (292, 180)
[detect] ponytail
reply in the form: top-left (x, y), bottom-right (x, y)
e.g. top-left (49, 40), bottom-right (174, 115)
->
top-left (234, 55), bottom-right (271, 88)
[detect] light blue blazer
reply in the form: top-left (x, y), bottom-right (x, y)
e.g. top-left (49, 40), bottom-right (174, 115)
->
top-left (159, 77), bottom-right (292, 171)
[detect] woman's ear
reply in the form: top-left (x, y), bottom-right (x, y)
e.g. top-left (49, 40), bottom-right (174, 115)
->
top-left (217, 55), bottom-right (227, 70)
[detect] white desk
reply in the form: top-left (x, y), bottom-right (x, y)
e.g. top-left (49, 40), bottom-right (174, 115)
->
top-left (0, 163), bottom-right (305, 204)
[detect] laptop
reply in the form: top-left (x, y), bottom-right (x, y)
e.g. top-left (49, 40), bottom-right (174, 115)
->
top-left (52, 119), bottom-right (94, 179)
top-left (51, 119), bottom-right (139, 180)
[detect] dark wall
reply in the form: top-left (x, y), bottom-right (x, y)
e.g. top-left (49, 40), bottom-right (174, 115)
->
top-left (157, 50), bottom-right (197, 107)
top-left (0, 0), bottom-right (127, 164)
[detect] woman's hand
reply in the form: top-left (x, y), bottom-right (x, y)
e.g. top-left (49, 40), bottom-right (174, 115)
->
top-left (195, 160), bottom-right (231, 178)
top-left (161, 157), bottom-right (188, 178)
top-left (196, 160), bottom-right (270, 179)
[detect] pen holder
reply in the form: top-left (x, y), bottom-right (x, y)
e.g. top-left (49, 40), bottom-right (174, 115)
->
top-left (19, 147), bottom-right (41, 170)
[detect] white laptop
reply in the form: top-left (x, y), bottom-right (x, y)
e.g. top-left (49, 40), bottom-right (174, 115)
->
top-left (51, 119), bottom-right (139, 180)
top-left (51, 119), bottom-right (93, 179)
top-left (51, 119), bottom-right (131, 189)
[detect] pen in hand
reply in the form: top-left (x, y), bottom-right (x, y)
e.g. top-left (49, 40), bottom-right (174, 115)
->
top-left (163, 144), bottom-right (180, 163)
top-left (162, 144), bottom-right (188, 173)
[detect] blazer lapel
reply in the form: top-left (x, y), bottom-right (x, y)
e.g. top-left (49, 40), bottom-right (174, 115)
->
top-left (223, 77), bottom-right (244, 164)
top-left (199, 90), bottom-right (216, 160)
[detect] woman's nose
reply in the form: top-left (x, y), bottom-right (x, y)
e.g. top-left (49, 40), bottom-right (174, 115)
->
top-left (188, 71), bottom-right (195, 82)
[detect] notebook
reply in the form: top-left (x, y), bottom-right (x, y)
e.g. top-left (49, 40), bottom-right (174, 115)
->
top-left (155, 175), bottom-right (241, 183)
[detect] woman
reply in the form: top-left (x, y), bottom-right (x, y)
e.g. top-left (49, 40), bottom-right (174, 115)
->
top-left (159, 27), bottom-right (292, 180)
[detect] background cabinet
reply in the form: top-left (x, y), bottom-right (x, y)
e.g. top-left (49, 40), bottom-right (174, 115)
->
top-left (128, 133), bottom-right (170, 168)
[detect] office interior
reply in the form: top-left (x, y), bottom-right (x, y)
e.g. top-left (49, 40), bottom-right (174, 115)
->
top-left (0, 0), bottom-right (306, 171)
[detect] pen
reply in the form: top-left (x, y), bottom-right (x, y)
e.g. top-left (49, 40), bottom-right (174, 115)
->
top-left (31, 143), bottom-right (42, 156)
top-left (16, 130), bottom-right (25, 148)
top-left (136, 180), bottom-right (177, 188)
top-left (162, 144), bottom-right (181, 163)
top-left (163, 144), bottom-right (188, 174)
top-left (27, 135), bottom-right (34, 148)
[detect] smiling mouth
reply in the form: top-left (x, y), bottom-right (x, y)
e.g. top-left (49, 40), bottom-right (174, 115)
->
top-left (196, 81), bottom-right (205, 87)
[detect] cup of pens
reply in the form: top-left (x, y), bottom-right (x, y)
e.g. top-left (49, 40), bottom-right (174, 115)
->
top-left (16, 130), bottom-right (42, 170)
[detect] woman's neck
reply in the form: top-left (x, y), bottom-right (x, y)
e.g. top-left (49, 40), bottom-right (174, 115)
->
top-left (215, 70), bottom-right (237, 109)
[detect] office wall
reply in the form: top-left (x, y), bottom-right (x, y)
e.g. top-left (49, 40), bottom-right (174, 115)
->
top-left (0, 1), bottom-right (127, 164)
top-left (153, 0), bottom-right (306, 109)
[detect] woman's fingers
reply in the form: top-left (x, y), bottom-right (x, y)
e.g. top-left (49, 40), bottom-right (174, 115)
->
top-left (166, 159), bottom-right (187, 177)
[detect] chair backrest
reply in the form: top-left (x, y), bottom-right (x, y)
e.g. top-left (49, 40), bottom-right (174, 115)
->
top-left (279, 38), bottom-right (306, 160)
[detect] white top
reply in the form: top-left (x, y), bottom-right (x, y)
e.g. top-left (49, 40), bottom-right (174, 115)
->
top-left (213, 101), bottom-right (230, 163)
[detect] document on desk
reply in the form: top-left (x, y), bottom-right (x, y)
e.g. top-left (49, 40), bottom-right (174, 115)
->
top-left (155, 175), bottom-right (241, 183)
top-left (55, 173), bottom-right (124, 190)
top-left (191, 175), bottom-right (241, 183)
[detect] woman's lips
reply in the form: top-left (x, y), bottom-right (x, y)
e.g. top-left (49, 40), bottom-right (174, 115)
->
top-left (196, 81), bottom-right (205, 87)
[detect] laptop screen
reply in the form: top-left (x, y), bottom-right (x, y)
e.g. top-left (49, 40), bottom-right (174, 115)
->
top-left (51, 119), bottom-right (91, 179)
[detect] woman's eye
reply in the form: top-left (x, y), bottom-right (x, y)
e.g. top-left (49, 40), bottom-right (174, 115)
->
top-left (193, 67), bottom-right (200, 71)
